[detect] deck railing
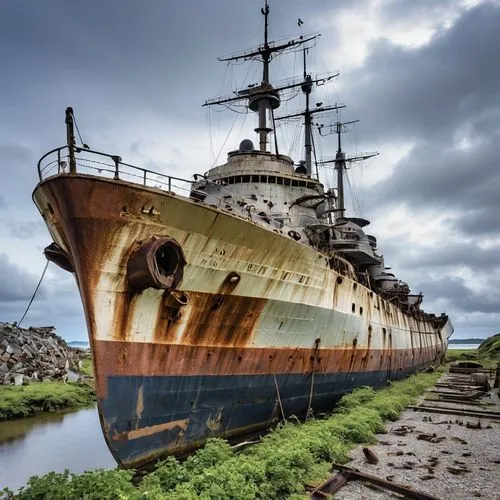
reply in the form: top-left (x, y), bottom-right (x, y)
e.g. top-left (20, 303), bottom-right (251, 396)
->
top-left (37, 146), bottom-right (196, 197)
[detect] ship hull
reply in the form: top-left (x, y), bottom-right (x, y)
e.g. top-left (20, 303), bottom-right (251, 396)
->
top-left (33, 174), bottom-right (452, 468)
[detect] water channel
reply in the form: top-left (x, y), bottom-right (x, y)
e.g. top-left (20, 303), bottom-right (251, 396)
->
top-left (0, 406), bottom-right (115, 492)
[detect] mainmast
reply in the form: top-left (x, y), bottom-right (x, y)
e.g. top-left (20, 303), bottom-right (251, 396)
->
top-left (302, 48), bottom-right (313, 177)
top-left (253, 2), bottom-right (278, 152)
top-left (203, 3), bottom-right (320, 153)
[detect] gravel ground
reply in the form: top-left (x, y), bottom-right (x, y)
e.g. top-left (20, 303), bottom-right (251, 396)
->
top-left (333, 374), bottom-right (500, 500)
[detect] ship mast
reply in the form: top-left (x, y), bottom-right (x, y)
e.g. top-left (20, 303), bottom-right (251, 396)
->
top-left (276, 100), bottom-right (345, 177)
top-left (319, 117), bottom-right (379, 219)
top-left (204, 3), bottom-right (320, 153)
top-left (302, 48), bottom-right (313, 177)
top-left (334, 120), bottom-right (354, 219)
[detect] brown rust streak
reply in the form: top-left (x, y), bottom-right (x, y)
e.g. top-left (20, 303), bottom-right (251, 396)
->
top-left (93, 340), bottom-right (445, 382)
top-left (175, 293), bottom-right (266, 347)
top-left (34, 176), bottom-right (165, 397)
top-left (112, 418), bottom-right (189, 441)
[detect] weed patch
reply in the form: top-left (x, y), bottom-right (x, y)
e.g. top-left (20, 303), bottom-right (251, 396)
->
top-left (0, 381), bottom-right (95, 420)
top-left (4, 370), bottom-right (442, 499)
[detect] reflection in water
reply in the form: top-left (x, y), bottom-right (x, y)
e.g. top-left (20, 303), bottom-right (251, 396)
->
top-left (0, 406), bottom-right (116, 492)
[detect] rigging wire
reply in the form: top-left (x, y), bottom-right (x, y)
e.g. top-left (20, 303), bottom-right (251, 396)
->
top-left (18, 260), bottom-right (50, 327)
top-left (72, 112), bottom-right (87, 148)
top-left (213, 112), bottom-right (240, 166)
top-left (207, 107), bottom-right (215, 163)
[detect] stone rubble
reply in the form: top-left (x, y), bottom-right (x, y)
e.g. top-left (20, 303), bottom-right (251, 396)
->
top-left (0, 322), bottom-right (86, 385)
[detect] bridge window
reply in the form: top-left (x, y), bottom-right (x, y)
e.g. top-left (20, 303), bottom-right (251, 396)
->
top-left (215, 175), bottom-right (317, 188)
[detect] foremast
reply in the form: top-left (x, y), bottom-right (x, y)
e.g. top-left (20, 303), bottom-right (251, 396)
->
top-left (204, 2), bottom-right (324, 156)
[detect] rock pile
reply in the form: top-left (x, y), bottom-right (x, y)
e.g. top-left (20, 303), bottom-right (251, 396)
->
top-left (0, 322), bottom-right (85, 385)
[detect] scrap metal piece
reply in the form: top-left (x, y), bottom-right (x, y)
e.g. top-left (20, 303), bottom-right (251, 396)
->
top-left (328, 463), bottom-right (441, 500)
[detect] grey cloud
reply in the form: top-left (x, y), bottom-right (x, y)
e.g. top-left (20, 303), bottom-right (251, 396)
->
top-left (0, 259), bottom-right (86, 337)
top-left (345, 3), bottom-right (500, 144)
top-left (7, 220), bottom-right (45, 240)
top-left (380, 239), bottom-right (500, 274)
top-left (455, 209), bottom-right (500, 237)
top-left (0, 253), bottom-right (42, 302)
top-left (379, 0), bottom-right (467, 25)
top-left (451, 313), bottom-right (499, 339)
top-left (0, 196), bottom-right (6, 209)
top-left (416, 275), bottom-right (499, 314)
top-left (347, 4), bottom-right (500, 242)
top-left (0, 0), bottom-right (334, 125)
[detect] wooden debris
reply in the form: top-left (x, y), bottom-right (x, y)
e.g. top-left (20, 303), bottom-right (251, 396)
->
top-left (388, 450), bottom-right (404, 456)
top-left (417, 433), bottom-right (446, 443)
top-left (362, 447), bottom-right (379, 464)
top-left (465, 420), bottom-right (482, 429)
top-left (446, 465), bottom-right (470, 475)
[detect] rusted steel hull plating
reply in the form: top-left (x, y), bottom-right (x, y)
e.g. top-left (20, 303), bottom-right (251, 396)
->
top-left (33, 175), bottom-right (452, 468)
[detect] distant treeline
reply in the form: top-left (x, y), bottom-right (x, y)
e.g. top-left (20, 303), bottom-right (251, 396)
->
top-left (448, 338), bottom-right (484, 344)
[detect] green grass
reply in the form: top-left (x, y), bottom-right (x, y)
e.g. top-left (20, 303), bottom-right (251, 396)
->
top-left (5, 369), bottom-right (443, 500)
top-left (478, 334), bottom-right (500, 361)
top-left (444, 348), bottom-right (478, 362)
top-left (0, 381), bottom-right (95, 420)
top-left (445, 334), bottom-right (500, 367)
top-left (78, 357), bottom-right (94, 377)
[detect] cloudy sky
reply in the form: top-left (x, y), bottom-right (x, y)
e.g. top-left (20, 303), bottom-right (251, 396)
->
top-left (0, 0), bottom-right (498, 341)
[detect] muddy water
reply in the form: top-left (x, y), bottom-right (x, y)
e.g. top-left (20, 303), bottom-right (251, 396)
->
top-left (0, 406), bottom-right (116, 492)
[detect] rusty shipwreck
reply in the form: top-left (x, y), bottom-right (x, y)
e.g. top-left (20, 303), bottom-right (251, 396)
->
top-left (33, 4), bottom-right (453, 468)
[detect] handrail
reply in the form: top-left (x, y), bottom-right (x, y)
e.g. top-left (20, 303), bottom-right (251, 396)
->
top-left (37, 145), bottom-right (195, 192)
top-left (36, 144), bottom-right (290, 231)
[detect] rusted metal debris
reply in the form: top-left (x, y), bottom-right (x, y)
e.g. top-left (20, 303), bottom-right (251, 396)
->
top-left (308, 473), bottom-right (348, 498)
top-left (449, 361), bottom-right (483, 374)
top-left (309, 463), bottom-right (442, 500)
top-left (409, 405), bottom-right (500, 420)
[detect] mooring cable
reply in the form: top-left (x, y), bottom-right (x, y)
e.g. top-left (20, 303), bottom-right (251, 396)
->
top-left (273, 372), bottom-right (286, 422)
top-left (18, 260), bottom-right (50, 327)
